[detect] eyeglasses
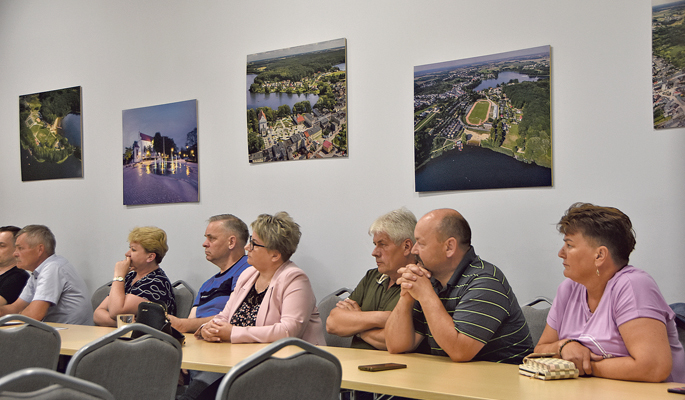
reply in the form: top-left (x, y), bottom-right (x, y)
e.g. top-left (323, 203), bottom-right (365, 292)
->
top-left (248, 235), bottom-right (266, 251)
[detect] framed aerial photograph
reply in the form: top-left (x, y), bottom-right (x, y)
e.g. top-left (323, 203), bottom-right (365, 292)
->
top-left (414, 45), bottom-right (552, 192)
top-left (19, 86), bottom-right (83, 181)
top-left (652, 0), bottom-right (685, 129)
top-left (247, 38), bottom-right (347, 163)
top-left (122, 99), bottom-right (199, 206)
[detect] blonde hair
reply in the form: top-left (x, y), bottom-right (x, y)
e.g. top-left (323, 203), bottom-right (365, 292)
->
top-left (251, 212), bottom-right (301, 261)
top-left (128, 226), bottom-right (168, 264)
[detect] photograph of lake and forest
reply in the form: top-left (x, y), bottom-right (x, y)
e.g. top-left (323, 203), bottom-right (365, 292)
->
top-left (414, 45), bottom-right (552, 192)
top-left (19, 86), bottom-right (83, 182)
top-left (652, 0), bottom-right (685, 129)
top-left (247, 38), bottom-right (347, 163)
top-left (122, 100), bottom-right (199, 206)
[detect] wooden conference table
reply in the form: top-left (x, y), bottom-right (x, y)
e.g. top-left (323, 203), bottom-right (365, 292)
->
top-left (53, 323), bottom-right (684, 400)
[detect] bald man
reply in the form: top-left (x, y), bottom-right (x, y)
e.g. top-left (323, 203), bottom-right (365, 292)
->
top-left (386, 209), bottom-right (533, 364)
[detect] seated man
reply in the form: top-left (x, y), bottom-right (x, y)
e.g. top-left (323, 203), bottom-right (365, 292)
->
top-left (326, 208), bottom-right (416, 350)
top-left (386, 209), bottom-right (532, 364)
top-left (0, 226), bottom-right (29, 306)
top-left (0, 225), bottom-right (92, 325)
top-left (169, 214), bottom-right (251, 333)
top-left (171, 214), bottom-right (251, 400)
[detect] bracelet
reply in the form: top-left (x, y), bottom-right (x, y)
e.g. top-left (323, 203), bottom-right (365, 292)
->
top-left (558, 339), bottom-right (580, 357)
top-left (112, 276), bottom-right (124, 282)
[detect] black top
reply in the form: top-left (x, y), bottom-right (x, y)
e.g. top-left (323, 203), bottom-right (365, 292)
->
top-left (230, 284), bottom-right (267, 327)
top-left (0, 266), bottom-right (30, 304)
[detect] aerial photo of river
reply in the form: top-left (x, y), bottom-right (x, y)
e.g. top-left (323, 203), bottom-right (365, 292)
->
top-left (415, 145), bottom-right (551, 192)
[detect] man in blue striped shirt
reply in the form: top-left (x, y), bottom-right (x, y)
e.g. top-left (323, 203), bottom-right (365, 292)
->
top-left (386, 209), bottom-right (533, 364)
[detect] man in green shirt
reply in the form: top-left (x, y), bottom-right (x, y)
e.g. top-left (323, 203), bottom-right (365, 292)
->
top-left (326, 208), bottom-right (417, 350)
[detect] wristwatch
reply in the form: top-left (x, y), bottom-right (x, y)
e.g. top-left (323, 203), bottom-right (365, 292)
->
top-left (112, 276), bottom-right (125, 282)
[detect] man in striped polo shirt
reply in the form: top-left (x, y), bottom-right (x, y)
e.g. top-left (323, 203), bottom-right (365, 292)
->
top-left (386, 209), bottom-right (533, 364)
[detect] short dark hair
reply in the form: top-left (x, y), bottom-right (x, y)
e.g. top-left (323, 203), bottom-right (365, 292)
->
top-left (208, 214), bottom-right (249, 246)
top-left (0, 226), bottom-right (21, 237)
top-left (557, 202), bottom-right (635, 267)
top-left (437, 212), bottom-right (471, 248)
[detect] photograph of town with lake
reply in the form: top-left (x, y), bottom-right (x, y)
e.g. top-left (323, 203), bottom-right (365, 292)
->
top-left (414, 45), bottom-right (552, 192)
top-left (247, 38), bottom-right (347, 163)
top-left (653, 0), bottom-right (685, 129)
top-left (19, 86), bottom-right (83, 182)
top-left (122, 99), bottom-right (198, 206)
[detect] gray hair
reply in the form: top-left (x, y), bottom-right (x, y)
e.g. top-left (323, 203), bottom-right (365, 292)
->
top-left (209, 214), bottom-right (249, 246)
top-left (369, 207), bottom-right (417, 245)
top-left (251, 212), bottom-right (301, 261)
top-left (17, 225), bottom-right (56, 256)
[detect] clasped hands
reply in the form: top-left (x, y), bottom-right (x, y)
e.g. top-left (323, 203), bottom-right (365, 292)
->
top-left (196, 318), bottom-right (233, 342)
top-left (559, 340), bottom-right (604, 376)
top-left (396, 263), bottom-right (433, 301)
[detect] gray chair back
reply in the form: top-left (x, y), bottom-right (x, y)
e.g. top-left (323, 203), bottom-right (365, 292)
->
top-left (0, 315), bottom-right (61, 378)
top-left (0, 368), bottom-right (114, 400)
top-left (216, 337), bottom-right (342, 400)
top-left (521, 297), bottom-right (552, 346)
top-left (90, 282), bottom-right (112, 311)
top-left (172, 280), bottom-right (196, 318)
top-left (317, 287), bottom-right (353, 348)
top-left (65, 323), bottom-right (182, 400)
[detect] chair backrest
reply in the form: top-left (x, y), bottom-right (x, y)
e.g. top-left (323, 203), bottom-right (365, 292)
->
top-left (90, 282), bottom-right (112, 312)
top-left (317, 287), bottom-right (352, 348)
top-left (0, 368), bottom-right (114, 400)
top-left (0, 315), bottom-right (61, 378)
top-left (216, 337), bottom-right (342, 400)
top-left (670, 303), bottom-right (685, 352)
top-left (65, 323), bottom-right (182, 400)
top-left (172, 280), bottom-right (196, 318)
top-left (521, 297), bottom-right (552, 346)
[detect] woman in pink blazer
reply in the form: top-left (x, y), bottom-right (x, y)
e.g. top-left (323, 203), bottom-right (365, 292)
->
top-left (196, 211), bottom-right (325, 345)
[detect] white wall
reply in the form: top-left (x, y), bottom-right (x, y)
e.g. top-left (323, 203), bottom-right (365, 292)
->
top-left (1, 0), bottom-right (682, 305)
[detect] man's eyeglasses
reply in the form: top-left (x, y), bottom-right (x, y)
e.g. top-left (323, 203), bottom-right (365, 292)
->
top-left (248, 235), bottom-right (266, 251)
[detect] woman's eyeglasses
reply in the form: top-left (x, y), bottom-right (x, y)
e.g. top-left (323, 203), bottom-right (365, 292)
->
top-left (248, 235), bottom-right (266, 251)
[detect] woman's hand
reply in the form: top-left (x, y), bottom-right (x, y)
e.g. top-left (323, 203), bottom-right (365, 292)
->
top-left (559, 340), bottom-right (603, 375)
top-left (201, 318), bottom-right (232, 342)
top-left (114, 257), bottom-right (131, 278)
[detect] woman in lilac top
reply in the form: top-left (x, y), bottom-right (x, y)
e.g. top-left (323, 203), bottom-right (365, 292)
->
top-left (535, 203), bottom-right (685, 383)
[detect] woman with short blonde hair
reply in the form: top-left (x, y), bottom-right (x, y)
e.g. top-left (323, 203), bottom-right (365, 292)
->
top-left (94, 226), bottom-right (176, 326)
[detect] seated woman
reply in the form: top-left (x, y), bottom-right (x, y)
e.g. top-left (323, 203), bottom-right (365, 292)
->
top-left (93, 226), bottom-right (176, 327)
top-left (196, 211), bottom-right (324, 344)
top-left (180, 213), bottom-right (324, 400)
top-left (535, 203), bottom-right (684, 382)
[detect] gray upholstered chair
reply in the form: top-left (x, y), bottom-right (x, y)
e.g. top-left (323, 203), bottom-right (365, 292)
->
top-left (0, 368), bottom-right (114, 400)
top-left (521, 296), bottom-right (553, 346)
top-left (0, 315), bottom-right (61, 378)
top-left (65, 323), bottom-right (182, 400)
top-left (317, 287), bottom-right (353, 348)
top-left (172, 280), bottom-right (196, 318)
top-left (215, 337), bottom-right (342, 400)
top-left (90, 282), bottom-right (111, 312)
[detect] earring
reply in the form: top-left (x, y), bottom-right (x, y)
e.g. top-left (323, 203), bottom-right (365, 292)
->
top-left (596, 268), bottom-right (600, 276)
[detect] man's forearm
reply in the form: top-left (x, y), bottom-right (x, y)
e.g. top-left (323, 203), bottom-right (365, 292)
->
top-left (359, 328), bottom-right (389, 350)
top-left (385, 295), bottom-right (418, 353)
top-left (173, 315), bottom-right (214, 333)
top-left (327, 308), bottom-right (390, 337)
